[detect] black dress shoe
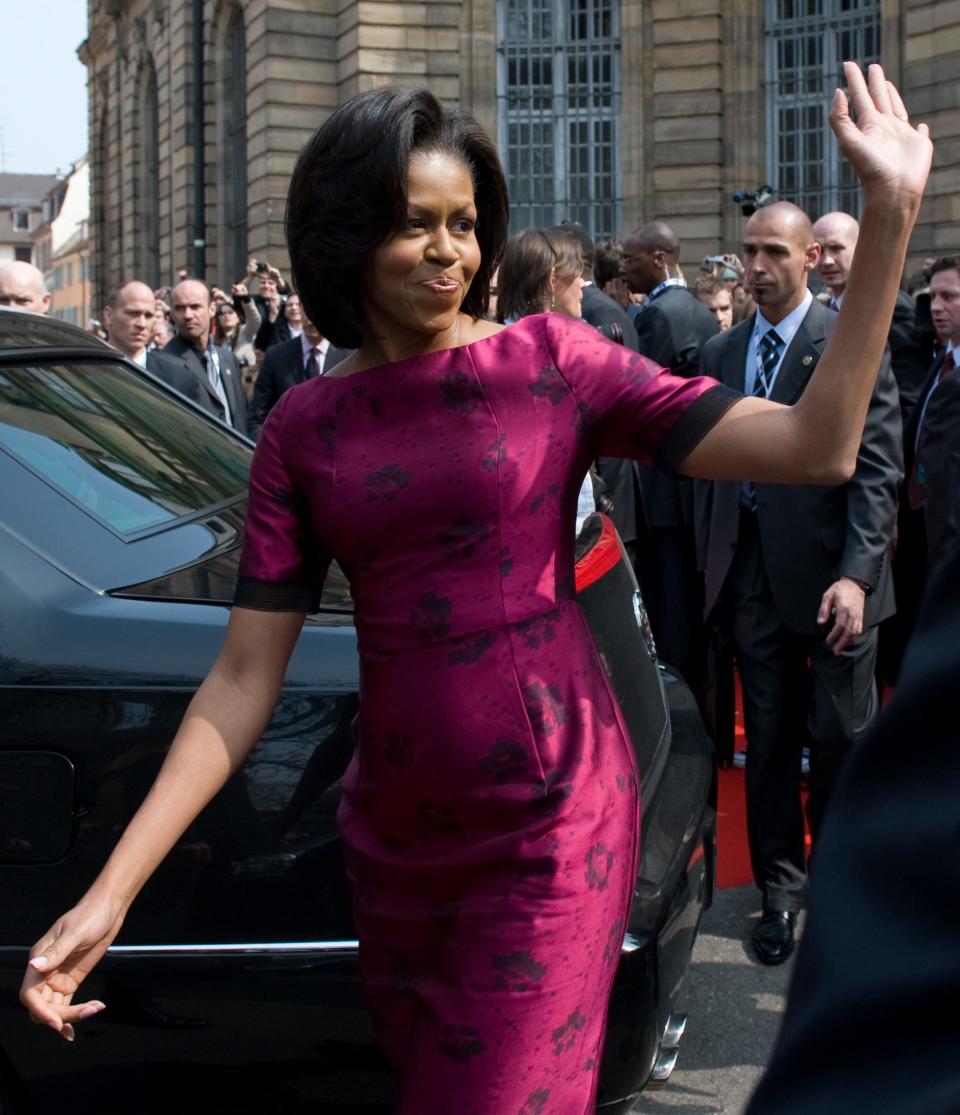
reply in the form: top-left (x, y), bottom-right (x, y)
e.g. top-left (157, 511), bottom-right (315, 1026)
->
top-left (752, 910), bottom-right (796, 965)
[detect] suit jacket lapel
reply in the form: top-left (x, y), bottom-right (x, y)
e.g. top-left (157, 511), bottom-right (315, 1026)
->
top-left (769, 300), bottom-right (826, 406)
top-left (720, 318), bottom-right (753, 391)
top-left (177, 340), bottom-right (221, 410)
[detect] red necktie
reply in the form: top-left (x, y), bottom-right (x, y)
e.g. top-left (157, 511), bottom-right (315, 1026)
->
top-left (907, 350), bottom-right (956, 510)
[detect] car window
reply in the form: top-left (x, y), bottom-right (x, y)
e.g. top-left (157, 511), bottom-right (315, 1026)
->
top-left (0, 361), bottom-right (250, 537)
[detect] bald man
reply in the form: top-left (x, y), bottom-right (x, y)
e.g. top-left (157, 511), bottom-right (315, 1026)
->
top-left (695, 201), bottom-right (902, 965)
top-left (147, 278), bottom-right (249, 435)
top-left (0, 260), bottom-right (51, 314)
top-left (618, 220), bottom-right (718, 707)
top-left (814, 210), bottom-right (931, 420)
top-left (103, 281), bottom-right (156, 367)
top-left (811, 211), bottom-right (859, 309)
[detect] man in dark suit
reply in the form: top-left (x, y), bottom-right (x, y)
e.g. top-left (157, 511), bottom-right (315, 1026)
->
top-left (892, 256), bottom-right (960, 668)
top-left (249, 313), bottom-right (352, 440)
top-left (813, 211), bottom-right (933, 420)
top-left (745, 537), bottom-right (960, 1115)
top-left (696, 202), bottom-right (902, 965)
top-left (620, 220), bottom-right (718, 704)
top-left (147, 279), bottom-right (249, 436)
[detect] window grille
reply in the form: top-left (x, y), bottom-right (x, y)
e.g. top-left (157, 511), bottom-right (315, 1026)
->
top-left (497, 0), bottom-right (621, 238)
top-left (765, 0), bottom-right (880, 219)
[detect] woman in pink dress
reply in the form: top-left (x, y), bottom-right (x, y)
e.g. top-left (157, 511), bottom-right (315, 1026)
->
top-left (22, 64), bottom-right (930, 1114)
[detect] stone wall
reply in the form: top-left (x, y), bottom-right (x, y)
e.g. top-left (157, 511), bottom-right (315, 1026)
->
top-left (81, 0), bottom-right (958, 306)
top-left (899, 0), bottom-right (960, 269)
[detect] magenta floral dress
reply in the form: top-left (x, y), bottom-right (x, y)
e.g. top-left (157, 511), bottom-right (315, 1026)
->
top-left (235, 314), bottom-right (734, 1113)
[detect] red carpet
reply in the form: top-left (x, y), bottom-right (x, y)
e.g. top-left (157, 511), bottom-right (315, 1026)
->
top-left (715, 676), bottom-right (810, 890)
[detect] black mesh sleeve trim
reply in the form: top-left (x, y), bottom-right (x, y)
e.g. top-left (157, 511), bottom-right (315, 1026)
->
top-left (233, 575), bottom-right (321, 613)
top-left (654, 384), bottom-right (742, 475)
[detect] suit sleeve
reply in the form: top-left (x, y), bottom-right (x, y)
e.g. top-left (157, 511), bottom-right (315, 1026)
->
top-left (921, 372), bottom-right (960, 558)
top-left (233, 390), bottom-right (330, 612)
top-left (691, 334), bottom-right (725, 569)
top-left (543, 313), bottom-right (739, 471)
top-left (839, 346), bottom-right (903, 589)
top-left (248, 353), bottom-right (281, 443)
top-left (632, 301), bottom-right (676, 367)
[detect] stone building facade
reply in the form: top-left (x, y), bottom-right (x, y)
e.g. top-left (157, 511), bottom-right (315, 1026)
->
top-left (81, 0), bottom-right (959, 307)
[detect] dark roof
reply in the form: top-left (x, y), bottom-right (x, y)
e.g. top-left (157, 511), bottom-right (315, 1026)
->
top-left (0, 174), bottom-right (62, 206)
top-left (0, 308), bottom-right (113, 353)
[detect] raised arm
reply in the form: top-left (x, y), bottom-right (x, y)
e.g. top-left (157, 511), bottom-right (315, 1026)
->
top-left (682, 63), bottom-right (932, 484)
top-left (19, 606), bottom-right (305, 1040)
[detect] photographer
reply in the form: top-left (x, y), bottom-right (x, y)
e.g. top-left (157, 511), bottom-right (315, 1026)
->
top-left (235, 257), bottom-right (292, 351)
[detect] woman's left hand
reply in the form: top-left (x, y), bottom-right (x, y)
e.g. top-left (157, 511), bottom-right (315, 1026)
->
top-left (830, 62), bottom-right (932, 205)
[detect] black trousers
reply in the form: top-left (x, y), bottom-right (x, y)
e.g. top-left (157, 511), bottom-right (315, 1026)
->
top-left (724, 512), bottom-right (880, 912)
top-left (633, 522), bottom-right (707, 709)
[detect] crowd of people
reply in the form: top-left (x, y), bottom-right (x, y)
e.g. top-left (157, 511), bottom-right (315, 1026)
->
top-left (8, 61), bottom-right (956, 1111)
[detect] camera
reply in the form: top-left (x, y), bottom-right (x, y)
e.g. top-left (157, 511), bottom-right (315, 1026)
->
top-left (255, 261), bottom-right (269, 273)
top-left (732, 185), bottom-right (775, 216)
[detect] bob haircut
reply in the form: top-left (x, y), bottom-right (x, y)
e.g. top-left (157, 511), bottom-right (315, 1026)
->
top-left (285, 87), bottom-right (509, 349)
top-left (495, 229), bottom-right (583, 323)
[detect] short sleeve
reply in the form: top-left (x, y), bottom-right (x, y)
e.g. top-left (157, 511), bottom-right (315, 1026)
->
top-left (543, 314), bottom-right (740, 472)
top-left (233, 391), bottom-right (329, 612)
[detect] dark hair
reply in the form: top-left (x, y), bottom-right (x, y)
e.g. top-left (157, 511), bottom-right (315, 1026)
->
top-left (548, 222), bottom-right (594, 269)
top-left (930, 255), bottom-right (960, 280)
top-left (495, 229), bottom-right (582, 323)
top-left (592, 238), bottom-right (623, 288)
top-left (286, 87), bottom-right (509, 349)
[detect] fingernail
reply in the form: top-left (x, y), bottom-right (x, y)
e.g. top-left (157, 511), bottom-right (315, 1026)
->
top-left (78, 1004), bottom-right (103, 1020)
top-left (47, 1020), bottom-right (61, 1033)
top-left (31, 956), bottom-right (48, 971)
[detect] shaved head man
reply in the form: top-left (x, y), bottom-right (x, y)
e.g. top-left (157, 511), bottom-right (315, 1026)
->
top-left (812, 211), bottom-right (860, 307)
top-left (103, 281), bottom-right (157, 366)
top-left (147, 276), bottom-right (249, 435)
top-left (742, 202), bottom-right (820, 324)
top-left (0, 260), bottom-right (51, 314)
top-left (620, 220), bottom-right (682, 296)
top-left (698, 196), bottom-right (901, 968)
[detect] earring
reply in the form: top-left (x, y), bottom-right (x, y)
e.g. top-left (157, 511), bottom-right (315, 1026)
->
top-left (549, 292), bottom-right (556, 311)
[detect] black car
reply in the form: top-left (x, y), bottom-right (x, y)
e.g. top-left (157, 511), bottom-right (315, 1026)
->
top-left (0, 311), bottom-right (715, 1115)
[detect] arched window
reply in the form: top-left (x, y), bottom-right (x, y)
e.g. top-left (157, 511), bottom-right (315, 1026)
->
top-left (136, 60), bottom-right (161, 289)
top-left (217, 4), bottom-right (248, 284)
top-left (496, 0), bottom-right (621, 237)
top-left (765, 0), bottom-right (880, 218)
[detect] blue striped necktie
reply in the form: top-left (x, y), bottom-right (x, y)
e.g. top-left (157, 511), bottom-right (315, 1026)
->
top-left (754, 329), bottom-right (784, 398)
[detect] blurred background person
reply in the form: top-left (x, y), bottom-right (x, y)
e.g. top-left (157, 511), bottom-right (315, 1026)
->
top-left (496, 228), bottom-right (598, 531)
top-left (214, 285), bottom-right (261, 402)
top-left (0, 261), bottom-right (51, 315)
top-left (102, 281), bottom-right (156, 367)
top-left (248, 306), bottom-right (352, 440)
top-left (549, 222), bottom-right (639, 349)
top-left (694, 276), bottom-right (734, 332)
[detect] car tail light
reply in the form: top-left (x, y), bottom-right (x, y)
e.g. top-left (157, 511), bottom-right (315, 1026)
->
top-left (574, 513), bottom-right (623, 592)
